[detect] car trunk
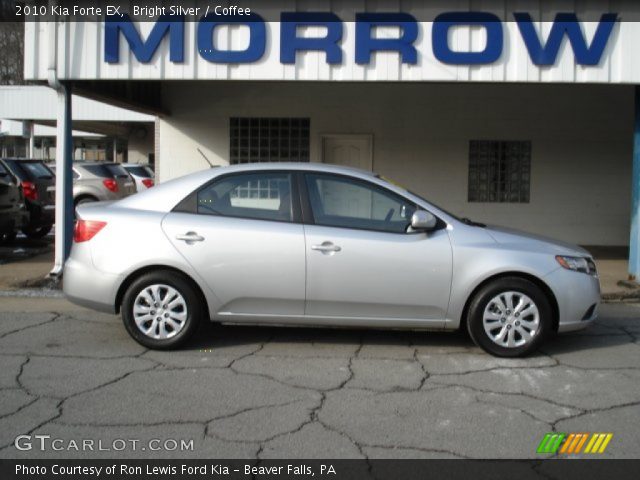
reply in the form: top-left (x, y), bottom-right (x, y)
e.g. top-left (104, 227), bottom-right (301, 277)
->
top-left (104, 165), bottom-right (136, 197)
top-left (4, 160), bottom-right (55, 206)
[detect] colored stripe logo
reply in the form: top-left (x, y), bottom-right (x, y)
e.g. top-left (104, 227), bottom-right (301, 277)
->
top-left (537, 433), bottom-right (613, 454)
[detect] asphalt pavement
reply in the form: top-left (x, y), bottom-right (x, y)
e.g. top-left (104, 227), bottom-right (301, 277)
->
top-left (0, 298), bottom-right (638, 459)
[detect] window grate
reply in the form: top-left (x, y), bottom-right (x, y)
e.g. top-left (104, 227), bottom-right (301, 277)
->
top-left (230, 117), bottom-right (310, 164)
top-left (468, 140), bottom-right (531, 203)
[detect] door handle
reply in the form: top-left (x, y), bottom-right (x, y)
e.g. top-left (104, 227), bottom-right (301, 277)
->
top-left (311, 242), bottom-right (341, 253)
top-left (176, 232), bottom-right (205, 243)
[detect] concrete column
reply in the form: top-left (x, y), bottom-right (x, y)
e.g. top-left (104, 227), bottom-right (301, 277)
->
top-left (50, 83), bottom-right (74, 277)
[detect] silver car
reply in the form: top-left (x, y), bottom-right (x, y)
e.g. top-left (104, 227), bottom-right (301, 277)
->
top-left (64, 163), bottom-right (600, 357)
top-left (121, 163), bottom-right (155, 192)
top-left (49, 162), bottom-right (137, 206)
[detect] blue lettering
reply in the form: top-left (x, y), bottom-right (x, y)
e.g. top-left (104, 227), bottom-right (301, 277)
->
top-left (280, 13), bottom-right (343, 64)
top-left (514, 13), bottom-right (617, 66)
top-left (432, 12), bottom-right (503, 64)
top-left (197, 13), bottom-right (266, 63)
top-left (355, 13), bottom-right (418, 65)
top-left (104, 14), bottom-right (184, 63)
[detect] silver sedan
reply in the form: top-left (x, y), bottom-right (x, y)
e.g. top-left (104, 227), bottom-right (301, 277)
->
top-left (64, 163), bottom-right (600, 357)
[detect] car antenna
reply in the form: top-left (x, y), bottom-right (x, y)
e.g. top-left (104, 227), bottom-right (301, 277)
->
top-left (196, 148), bottom-right (217, 168)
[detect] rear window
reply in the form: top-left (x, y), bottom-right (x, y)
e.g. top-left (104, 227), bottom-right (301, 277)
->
top-left (22, 162), bottom-right (54, 179)
top-left (125, 166), bottom-right (152, 178)
top-left (0, 163), bottom-right (8, 176)
top-left (83, 164), bottom-right (129, 179)
top-left (105, 164), bottom-right (131, 178)
top-left (4, 160), bottom-right (53, 180)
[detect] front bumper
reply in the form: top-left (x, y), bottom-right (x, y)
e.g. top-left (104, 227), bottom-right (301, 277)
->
top-left (543, 267), bottom-right (600, 333)
top-left (63, 255), bottom-right (121, 314)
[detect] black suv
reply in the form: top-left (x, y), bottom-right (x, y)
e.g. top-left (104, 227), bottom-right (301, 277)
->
top-left (0, 161), bottom-right (29, 243)
top-left (0, 159), bottom-right (55, 239)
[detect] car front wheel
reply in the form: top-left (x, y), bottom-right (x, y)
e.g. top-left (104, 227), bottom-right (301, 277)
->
top-left (122, 270), bottom-right (203, 349)
top-left (466, 277), bottom-right (552, 357)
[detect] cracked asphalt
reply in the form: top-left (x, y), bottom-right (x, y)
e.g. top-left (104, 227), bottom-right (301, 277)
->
top-left (0, 297), bottom-right (639, 459)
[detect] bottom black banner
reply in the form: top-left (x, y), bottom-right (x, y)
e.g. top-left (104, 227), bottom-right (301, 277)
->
top-left (1, 459), bottom-right (639, 480)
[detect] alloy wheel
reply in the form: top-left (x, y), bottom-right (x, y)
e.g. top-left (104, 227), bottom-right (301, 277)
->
top-left (482, 291), bottom-right (540, 348)
top-left (133, 284), bottom-right (188, 339)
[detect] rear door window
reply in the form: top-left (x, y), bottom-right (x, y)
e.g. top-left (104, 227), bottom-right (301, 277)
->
top-left (196, 172), bottom-right (294, 223)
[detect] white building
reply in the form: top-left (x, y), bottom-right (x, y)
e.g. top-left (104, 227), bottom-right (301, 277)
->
top-left (20, 0), bottom-right (640, 275)
top-left (0, 86), bottom-right (155, 163)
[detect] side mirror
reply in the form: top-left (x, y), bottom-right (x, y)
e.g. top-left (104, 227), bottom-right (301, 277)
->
top-left (411, 210), bottom-right (437, 231)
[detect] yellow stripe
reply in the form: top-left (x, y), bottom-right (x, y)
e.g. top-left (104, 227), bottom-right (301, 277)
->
top-left (584, 434), bottom-right (598, 453)
top-left (590, 434), bottom-right (606, 453)
top-left (567, 434), bottom-right (582, 454)
top-left (574, 433), bottom-right (589, 454)
top-left (598, 434), bottom-right (613, 453)
top-left (560, 434), bottom-right (575, 453)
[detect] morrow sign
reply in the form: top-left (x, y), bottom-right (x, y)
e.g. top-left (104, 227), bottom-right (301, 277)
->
top-left (104, 12), bottom-right (618, 66)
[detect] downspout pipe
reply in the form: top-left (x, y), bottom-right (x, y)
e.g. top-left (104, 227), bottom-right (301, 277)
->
top-left (47, 14), bottom-right (74, 277)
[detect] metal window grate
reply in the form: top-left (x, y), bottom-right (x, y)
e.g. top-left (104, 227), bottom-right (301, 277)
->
top-left (230, 117), bottom-right (310, 164)
top-left (468, 140), bottom-right (531, 203)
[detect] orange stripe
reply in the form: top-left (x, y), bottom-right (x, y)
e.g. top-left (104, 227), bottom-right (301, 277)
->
top-left (574, 433), bottom-right (589, 453)
top-left (567, 434), bottom-right (582, 453)
top-left (560, 434), bottom-right (575, 453)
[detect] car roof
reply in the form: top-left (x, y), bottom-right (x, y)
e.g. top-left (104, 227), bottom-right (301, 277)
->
top-left (212, 162), bottom-right (376, 177)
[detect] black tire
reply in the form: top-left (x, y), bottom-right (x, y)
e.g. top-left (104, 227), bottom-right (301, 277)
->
top-left (22, 224), bottom-right (52, 239)
top-left (466, 277), bottom-right (552, 358)
top-left (122, 270), bottom-right (204, 350)
top-left (0, 231), bottom-right (18, 244)
top-left (75, 195), bottom-right (98, 206)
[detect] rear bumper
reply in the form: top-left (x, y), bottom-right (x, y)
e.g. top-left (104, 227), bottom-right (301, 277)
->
top-left (63, 256), bottom-right (121, 314)
top-left (543, 267), bottom-right (600, 333)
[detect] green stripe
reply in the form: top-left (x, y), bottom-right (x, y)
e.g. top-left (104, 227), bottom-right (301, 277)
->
top-left (537, 433), bottom-right (554, 453)
top-left (550, 434), bottom-right (566, 453)
top-left (537, 433), bottom-right (566, 454)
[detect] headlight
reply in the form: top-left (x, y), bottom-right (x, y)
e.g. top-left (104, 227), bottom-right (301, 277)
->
top-left (555, 256), bottom-right (597, 276)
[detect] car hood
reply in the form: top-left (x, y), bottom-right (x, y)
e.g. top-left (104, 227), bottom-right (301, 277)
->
top-left (483, 225), bottom-right (591, 257)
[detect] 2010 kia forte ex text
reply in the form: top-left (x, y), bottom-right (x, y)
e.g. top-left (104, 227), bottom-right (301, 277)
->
top-left (63, 163), bottom-right (600, 357)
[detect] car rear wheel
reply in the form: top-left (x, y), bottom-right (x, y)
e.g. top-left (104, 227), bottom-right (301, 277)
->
top-left (122, 271), bottom-right (203, 349)
top-left (22, 225), bottom-right (52, 239)
top-left (466, 277), bottom-right (552, 357)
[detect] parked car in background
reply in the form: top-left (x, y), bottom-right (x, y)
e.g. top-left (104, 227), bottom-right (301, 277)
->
top-left (64, 163), bottom-right (601, 357)
top-left (48, 162), bottom-right (137, 206)
top-left (0, 159), bottom-right (55, 238)
top-left (121, 163), bottom-right (155, 191)
top-left (0, 161), bottom-right (29, 243)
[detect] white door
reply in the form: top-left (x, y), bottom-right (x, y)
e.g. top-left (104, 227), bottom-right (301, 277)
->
top-left (321, 135), bottom-right (373, 171)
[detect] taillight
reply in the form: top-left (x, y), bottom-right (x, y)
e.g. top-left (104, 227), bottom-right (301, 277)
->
top-left (22, 181), bottom-right (38, 201)
top-left (103, 178), bottom-right (118, 192)
top-left (142, 178), bottom-right (154, 188)
top-left (74, 220), bottom-right (107, 243)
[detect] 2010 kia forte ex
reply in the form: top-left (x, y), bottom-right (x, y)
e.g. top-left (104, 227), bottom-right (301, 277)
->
top-left (64, 163), bottom-right (600, 357)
